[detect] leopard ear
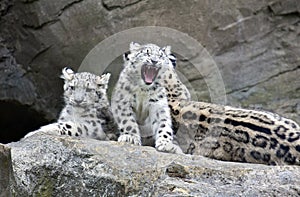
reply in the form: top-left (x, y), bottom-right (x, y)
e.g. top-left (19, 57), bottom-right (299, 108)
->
top-left (96, 73), bottom-right (111, 88)
top-left (162, 45), bottom-right (171, 55)
top-left (123, 52), bottom-right (130, 61)
top-left (61, 67), bottom-right (74, 80)
top-left (169, 54), bottom-right (176, 68)
top-left (102, 73), bottom-right (111, 85)
top-left (129, 42), bottom-right (141, 52)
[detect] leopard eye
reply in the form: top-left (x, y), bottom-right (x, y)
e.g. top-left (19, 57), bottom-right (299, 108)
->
top-left (96, 91), bottom-right (102, 98)
top-left (69, 85), bottom-right (75, 90)
top-left (146, 48), bottom-right (151, 56)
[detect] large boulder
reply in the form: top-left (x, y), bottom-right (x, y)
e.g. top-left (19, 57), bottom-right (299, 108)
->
top-left (0, 144), bottom-right (16, 197)
top-left (6, 134), bottom-right (300, 196)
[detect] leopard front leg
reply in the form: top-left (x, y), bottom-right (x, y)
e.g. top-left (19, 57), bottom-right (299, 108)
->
top-left (24, 121), bottom-right (78, 138)
top-left (111, 89), bottom-right (141, 145)
top-left (149, 88), bottom-right (183, 154)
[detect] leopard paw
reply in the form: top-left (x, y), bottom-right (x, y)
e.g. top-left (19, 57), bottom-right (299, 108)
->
top-left (118, 134), bottom-right (142, 146)
top-left (155, 138), bottom-right (183, 154)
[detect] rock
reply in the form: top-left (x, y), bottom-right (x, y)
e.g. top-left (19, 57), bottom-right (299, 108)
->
top-left (102, 0), bottom-right (142, 10)
top-left (0, 39), bottom-right (50, 143)
top-left (0, 0), bottom-right (13, 16)
top-left (6, 134), bottom-right (300, 196)
top-left (0, 144), bottom-right (16, 196)
top-left (269, 0), bottom-right (300, 16)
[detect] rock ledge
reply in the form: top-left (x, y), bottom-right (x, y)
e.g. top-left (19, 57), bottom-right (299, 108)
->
top-left (4, 134), bottom-right (300, 196)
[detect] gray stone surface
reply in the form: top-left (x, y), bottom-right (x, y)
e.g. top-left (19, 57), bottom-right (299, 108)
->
top-left (0, 0), bottom-right (299, 129)
top-left (0, 0), bottom-right (299, 133)
top-left (0, 39), bottom-right (37, 106)
top-left (7, 134), bottom-right (300, 196)
top-left (0, 144), bottom-right (16, 197)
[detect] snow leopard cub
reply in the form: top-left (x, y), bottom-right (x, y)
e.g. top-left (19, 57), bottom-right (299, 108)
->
top-left (25, 67), bottom-right (117, 140)
top-left (111, 42), bottom-right (184, 154)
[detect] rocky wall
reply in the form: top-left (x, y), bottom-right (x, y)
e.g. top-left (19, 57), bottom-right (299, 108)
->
top-left (0, 0), bottom-right (299, 142)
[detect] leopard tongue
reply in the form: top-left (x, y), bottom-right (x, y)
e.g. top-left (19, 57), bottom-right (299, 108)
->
top-left (142, 65), bottom-right (160, 85)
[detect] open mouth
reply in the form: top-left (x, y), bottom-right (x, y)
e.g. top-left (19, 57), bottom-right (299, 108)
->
top-left (141, 64), bottom-right (160, 85)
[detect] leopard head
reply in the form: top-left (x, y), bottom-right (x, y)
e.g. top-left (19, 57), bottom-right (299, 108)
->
top-left (61, 67), bottom-right (111, 107)
top-left (123, 42), bottom-right (176, 85)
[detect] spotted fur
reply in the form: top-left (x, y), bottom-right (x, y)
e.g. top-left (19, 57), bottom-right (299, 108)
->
top-left (25, 67), bottom-right (117, 140)
top-left (124, 43), bottom-right (300, 165)
top-left (171, 101), bottom-right (300, 165)
top-left (111, 42), bottom-right (190, 153)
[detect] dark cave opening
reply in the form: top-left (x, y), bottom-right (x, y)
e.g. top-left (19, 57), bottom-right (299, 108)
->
top-left (0, 101), bottom-right (50, 144)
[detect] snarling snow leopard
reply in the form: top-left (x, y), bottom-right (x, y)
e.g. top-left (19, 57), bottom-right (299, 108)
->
top-left (112, 42), bottom-right (300, 165)
top-left (25, 67), bottom-right (117, 140)
top-left (111, 42), bottom-right (190, 154)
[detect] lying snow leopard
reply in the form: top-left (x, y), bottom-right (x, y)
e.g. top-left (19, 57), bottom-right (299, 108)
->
top-left (144, 44), bottom-right (300, 165)
top-left (111, 42), bottom-right (190, 153)
top-left (25, 67), bottom-right (117, 140)
top-left (172, 100), bottom-right (300, 165)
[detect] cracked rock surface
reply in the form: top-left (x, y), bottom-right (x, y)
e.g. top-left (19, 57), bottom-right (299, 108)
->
top-left (5, 134), bottom-right (300, 196)
top-left (0, 0), bottom-right (299, 140)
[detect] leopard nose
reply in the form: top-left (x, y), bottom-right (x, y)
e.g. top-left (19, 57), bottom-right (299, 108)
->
top-left (75, 99), bottom-right (83, 104)
top-left (74, 97), bottom-right (84, 104)
top-left (151, 60), bottom-right (158, 65)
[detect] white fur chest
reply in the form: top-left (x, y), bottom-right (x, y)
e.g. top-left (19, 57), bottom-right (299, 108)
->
top-left (60, 105), bottom-right (96, 123)
top-left (133, 88), bottom-right (150, 125)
